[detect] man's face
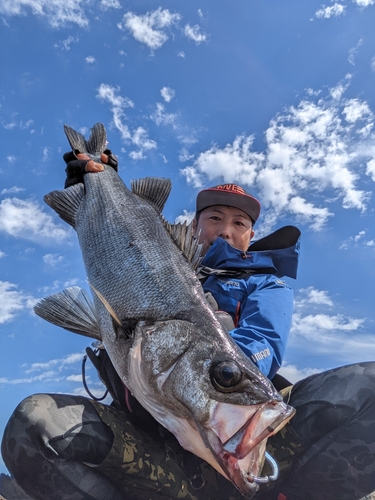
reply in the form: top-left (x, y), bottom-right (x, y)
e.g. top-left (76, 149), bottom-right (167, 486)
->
top-left (193, 205), bottom-right (255, 255)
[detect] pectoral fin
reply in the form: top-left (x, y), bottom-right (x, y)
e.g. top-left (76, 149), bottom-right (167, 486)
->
top-left (34, 286), bottom-right (101, 340)
top-left (44, 183), bottom-right (84, 228)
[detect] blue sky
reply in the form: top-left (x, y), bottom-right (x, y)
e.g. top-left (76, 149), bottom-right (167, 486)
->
top-left (1, 0), bottom-right (375, 475)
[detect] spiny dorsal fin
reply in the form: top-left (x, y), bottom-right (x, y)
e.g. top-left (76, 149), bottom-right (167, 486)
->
top-left (162, 218), bottom-right (203, 270)
top-left (44, 183), bottom-right (84, 227)
top-left (34, 287), bottom-right (101, 340)
top-left (131, 177), bottom-right (172, 214)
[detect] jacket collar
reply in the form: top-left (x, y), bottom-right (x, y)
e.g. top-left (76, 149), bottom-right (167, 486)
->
top-left (201, 226), bottom-right (300, 279)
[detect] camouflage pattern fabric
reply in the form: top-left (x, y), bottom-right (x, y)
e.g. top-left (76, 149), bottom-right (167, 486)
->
top-left (89, 399), bottom-right (243, 500)
top-left (257, 361), bottom-right (375, 500)
top-left (2, 362), bottom-right (375, 500)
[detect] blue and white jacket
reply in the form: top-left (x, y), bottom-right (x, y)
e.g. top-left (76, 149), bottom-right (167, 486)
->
top-left (200, 226), bottom-right (300, 380)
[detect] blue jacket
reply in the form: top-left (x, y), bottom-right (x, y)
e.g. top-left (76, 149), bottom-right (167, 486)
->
top-left (200, 226), bottom-right (300, 380)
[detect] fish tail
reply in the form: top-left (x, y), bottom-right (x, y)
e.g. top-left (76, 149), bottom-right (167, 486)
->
top-left (44, 183), bottom-right (84, 227)
top-left (64, 124), bottom-right (89, 155)
top-left (86, 123), bottom-right (108, 155)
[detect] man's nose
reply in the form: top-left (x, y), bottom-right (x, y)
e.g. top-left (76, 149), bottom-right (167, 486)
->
top-left (219, 223), bottom-right (232, 239)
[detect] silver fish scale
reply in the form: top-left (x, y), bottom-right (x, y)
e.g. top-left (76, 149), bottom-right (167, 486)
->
top-left (78, 167), bottom-right (206, 324)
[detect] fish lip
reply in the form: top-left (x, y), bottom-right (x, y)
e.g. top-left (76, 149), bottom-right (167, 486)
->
top-left (201, 402), bottom-right (295, 496)
top-left (222, 402), bottom-right (295, 461)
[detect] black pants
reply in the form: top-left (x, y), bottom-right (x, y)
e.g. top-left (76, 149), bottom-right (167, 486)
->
top-left (2, 362), bottom-right (375, 500)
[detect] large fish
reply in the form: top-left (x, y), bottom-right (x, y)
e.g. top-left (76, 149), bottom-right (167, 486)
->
top-left (34, 123), bottom-right (295, 498)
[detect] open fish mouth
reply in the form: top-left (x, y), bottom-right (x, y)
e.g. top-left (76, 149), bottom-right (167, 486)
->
top-left (201, 400), bottom-right (295, 497)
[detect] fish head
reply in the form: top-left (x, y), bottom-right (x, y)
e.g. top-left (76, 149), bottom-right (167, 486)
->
top-left (125, 318), bottom-right (295, 499)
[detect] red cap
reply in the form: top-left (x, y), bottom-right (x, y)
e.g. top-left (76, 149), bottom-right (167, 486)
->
top-left (196, 184), bottom-right (261, 223)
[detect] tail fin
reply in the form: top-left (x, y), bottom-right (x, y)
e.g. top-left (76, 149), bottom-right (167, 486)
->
top-left (64, 123), bottom-right (107, 155)
top-left (64, 124), bottom-right (88, 154)
top-left (86, 123), bottom-right (107, 155)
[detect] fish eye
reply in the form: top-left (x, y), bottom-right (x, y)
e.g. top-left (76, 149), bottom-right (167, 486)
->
top-left (211, 361), bottom-right (243, 392)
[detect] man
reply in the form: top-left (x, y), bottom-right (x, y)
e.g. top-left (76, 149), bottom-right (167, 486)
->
top-left (2, 154), bottom-right (375, 500)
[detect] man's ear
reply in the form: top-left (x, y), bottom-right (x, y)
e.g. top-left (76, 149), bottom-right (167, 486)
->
top-left (249, 229), bottom-right (255, 243)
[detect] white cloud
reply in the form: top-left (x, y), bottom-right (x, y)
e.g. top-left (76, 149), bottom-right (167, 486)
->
top-left (43, 253), bottom-right (64, 266)
top-left (296, 287), bottom-right (334, 307)
top-left (66, 374), bottom-right (84, 382)
top-left (179, 148), bottom-right (194, 162)
top-left (42, 146), bottom-right (50, 161)
top-left (100, 0), bottom-right (120, 9)
top-left (150, 103), bottom-right (177, 127)
top-left (0, 281), bottom-right (36, 324)
top-left (1, 186), bottom-right (25, 195)
top-left (183, 24), bottom-right (208, 44)
top-left (131, 126), bottom-right (157, 151)
top-left (0, 372), bottom-right (64, 385)
top-left (96, 83), bottom-right (133, 142)
top-left (0, 198), bottom-right (70, 243)
top-left (85, 56), bottom-right (95, 63)
top-left (96, 83), bottom-right (134, 110)
top-left (26, 352), bottom-right (83, 373)
top-left (174, 210), bottom-right (195, 225)
top-left (119, 8), bottom-right (181, 51)
top-left (287, 286), bottom-right (371, 365)
top-left (278, 364), bottom-right (322, 383)
top-left (182, 134), bottom-right (264, 189)
top-left (160, 86), bottom-right (175, 102)
top-left (129, 150), bottom-right (146, 160)
top-left (0, 250), bottom-right (6, 258)
top-left (60, 35), bottom-right (79, 51)
top-left (354, 0), bottom-right (374, 6)
top-left (181, 78), bottom-right (375, 232)
top-left (0, 0), bottom-right (89, 28)
top-left (3, 117), bottom-right (34, 131)
top-left (292, 312), bottom-right (364, 336)
top-left (315, 3), bottom-right (346, 18)
top-left (366, 158), bottom-right (375, 180)
top-left (97, 84), bottom-right (156, 159)
top-left (343, 99), bottom-right (372, 123)
top-left (348, 38), bottom-right (363, 66)
top-left (177, 51), bottom-right (185, 58)
top-left (339, 229), bottom-right (375, 249)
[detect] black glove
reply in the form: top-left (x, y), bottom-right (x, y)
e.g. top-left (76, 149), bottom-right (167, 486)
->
top-left (63, 150), bottom-right (118, 188)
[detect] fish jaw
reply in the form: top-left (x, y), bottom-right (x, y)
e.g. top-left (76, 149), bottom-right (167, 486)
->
top-left (201, 400), bottom-right (295, 497)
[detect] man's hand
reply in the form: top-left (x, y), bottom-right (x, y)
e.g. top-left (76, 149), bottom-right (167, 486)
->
top-left (64, 150), bottom-right (118, 188)
top-left (205, 292), bottom-right (235, 332)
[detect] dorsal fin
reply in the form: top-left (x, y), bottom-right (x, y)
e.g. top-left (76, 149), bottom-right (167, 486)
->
top-left (162, 218), bottom-right (203, 270)
top-left (44, 183), bottom-right (85, 228)
top-left (131, 177), bottom-right (172, 214)
top-left (34, 287), bottom-right (101, 340)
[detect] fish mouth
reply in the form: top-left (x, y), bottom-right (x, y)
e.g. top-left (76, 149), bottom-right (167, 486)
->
top-left (201, 401), bottom-right (295, 498)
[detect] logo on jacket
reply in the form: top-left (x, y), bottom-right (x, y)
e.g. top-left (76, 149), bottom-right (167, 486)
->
top-left (251, 348), bottom-right (271, 364)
